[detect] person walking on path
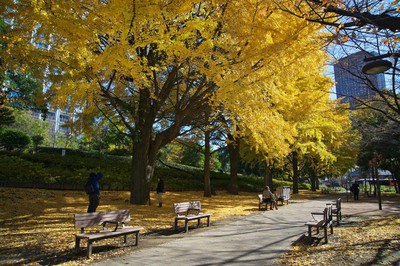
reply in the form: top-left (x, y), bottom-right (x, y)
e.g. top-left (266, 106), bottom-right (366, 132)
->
top-left (156, 178), bottom-right (165, 207)
top-left (350, 182), bottom-right (360, 200)
top-left (86, 172), bottom-right (103, 212)
top-left (262, 185), bottom-right (278, 210)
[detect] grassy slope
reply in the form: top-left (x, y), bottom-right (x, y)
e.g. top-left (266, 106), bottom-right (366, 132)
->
top-left (0, 150), bottom-right (295, 192)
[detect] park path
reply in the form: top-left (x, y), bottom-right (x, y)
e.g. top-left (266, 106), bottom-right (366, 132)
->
top-left (93, 194), bottom-right (400, 266)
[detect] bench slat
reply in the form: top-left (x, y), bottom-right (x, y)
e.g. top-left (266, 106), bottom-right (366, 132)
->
top-left (74, 209), bottom-right (131, 228)
top-left (173, 201), bottom-right (210, 232)
top-left (74, 209), bottom-right (142, 259)
top-left (75, 227), bottom-right (143, 240)
top-left (174, 201), bottom-right (201, 215)
top-left (305, 206), bottom-right (333, 244)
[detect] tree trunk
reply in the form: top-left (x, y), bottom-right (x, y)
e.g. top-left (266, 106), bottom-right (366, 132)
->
top-left (371, 165), bottom-right (377, 196)
top-left (204, 129), bottom-right (212, 197)
top-left (130, 140), bottom-right (152, 205)
top-left (292, 151), bottom-right (299, 194)
top-left (310, 168), bottom-right (317, 191)
top-left (227, 135), bottom-right (239, 195)
top-left (391, 167), bottom-right (400, 194)
top-left (264, 163), bottom-right (273, 189)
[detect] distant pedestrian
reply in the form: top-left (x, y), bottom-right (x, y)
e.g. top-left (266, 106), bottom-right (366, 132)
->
top-left (350, 182), bottom-right (360, 200)
top-left (156, 178), bottom-right (165, 207)
top-left (262, 186), bottom-right (278, 210)
top-left (85, 172), bottom-right (103, 212)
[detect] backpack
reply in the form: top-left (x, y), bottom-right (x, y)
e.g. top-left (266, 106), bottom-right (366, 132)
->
top-left (84, 180), bottom-right (95, 195)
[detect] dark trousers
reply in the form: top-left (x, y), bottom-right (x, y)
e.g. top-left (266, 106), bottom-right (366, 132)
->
top-left (263, 198), bottom-right (272, 204)
top-left (87, 194), bottom-right (100, 213)
top-left (354, 192), bottom-right (359, 200)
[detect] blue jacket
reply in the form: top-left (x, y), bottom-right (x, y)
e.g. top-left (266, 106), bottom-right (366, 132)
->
top-left (88, 172), bottom-right (103, 194)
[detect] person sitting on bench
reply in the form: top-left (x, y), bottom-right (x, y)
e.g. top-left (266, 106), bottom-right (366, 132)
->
top-left (262, 186), bottom-right (278, 210)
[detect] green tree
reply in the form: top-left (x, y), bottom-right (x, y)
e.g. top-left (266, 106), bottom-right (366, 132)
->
top-left (353, 103), bottom-right (400, 193)
top-left (180, 144), bottom-right (204, 168)
top-left (31, 135), bottom-right (44, 152)
top-left (0, 107), bottom-right (15, 127)
top-left (0, 128), bottom-right (31, 150)
top-left (10, 109), bottom-right (50, 146)
top-left (5, 72), bottom-right (47, 112)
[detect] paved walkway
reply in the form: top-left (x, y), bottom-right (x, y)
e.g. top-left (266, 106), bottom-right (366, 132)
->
top-left (94, 195), bottom-right (400, 266)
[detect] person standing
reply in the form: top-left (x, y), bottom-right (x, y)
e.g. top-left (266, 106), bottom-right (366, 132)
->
top-left (262, 186), bottom-right (278, 210)
top-left (156, 178), bottom-right (165, 207)
top-left (350, 182), bottom-right (360, 200)
top-left (86, 172), bottom-right (103, 213)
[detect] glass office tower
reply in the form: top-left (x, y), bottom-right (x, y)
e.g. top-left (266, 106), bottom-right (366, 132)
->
top-left (334, 51), bottom-right (386, 108)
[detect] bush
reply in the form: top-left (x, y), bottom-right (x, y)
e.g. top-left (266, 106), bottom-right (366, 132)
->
top-left (0, 128), bottom-right (31, 151)
top-left (0, 149), bottom-right (306, 192)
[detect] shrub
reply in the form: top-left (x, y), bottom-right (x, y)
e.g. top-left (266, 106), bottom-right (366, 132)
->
top-left (0, 128), bottom-right (31, 151)
top-left (0, 149), bottom-right (307, 192)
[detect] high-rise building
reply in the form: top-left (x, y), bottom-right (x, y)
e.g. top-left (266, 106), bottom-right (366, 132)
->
top-left (334, 51), bottom-right (386, 108)
top-left (31, 109), bottom-right (73, 136)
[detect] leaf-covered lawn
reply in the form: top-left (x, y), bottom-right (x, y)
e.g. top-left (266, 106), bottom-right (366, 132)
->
top-left (0, 188), bottom-right (259, 265)
top-left (280, 211), bottom-right (400, 265)
top-left (1, 188), bottom-right (399, 265)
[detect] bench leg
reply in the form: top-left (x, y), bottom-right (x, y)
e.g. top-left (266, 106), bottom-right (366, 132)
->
top-left (135, 232), bottom-right (140, 246)
top-left (185, 220), bottom-right (189, 233)
top-left (324, 226), bottom-right (328, 243)
top-left (197, 218), bottom-right (200, 227)
top-left (75, 238), bottom-right (81, 253)
top-left (87, 240), bottom-right (93, 259)
top-left (207, 216), bottom-right (210, 227)
top-left (174, 218), bottom-right (178, 231)
top-left (124, 234), bottom-right (127, 243)
top-left (307, 225), bottom-right (312, 243)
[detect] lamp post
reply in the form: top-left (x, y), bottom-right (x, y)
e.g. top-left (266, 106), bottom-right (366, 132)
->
top-left (362, 52), bottom-right (399, 75)
top-left (371, 152), bottom-right (382, 210)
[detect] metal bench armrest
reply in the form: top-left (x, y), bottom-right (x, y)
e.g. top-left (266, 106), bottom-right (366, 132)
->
top-left (102, 221), bottom-right (119, 232)
top-left (311, 212), bottom-right (324, 221)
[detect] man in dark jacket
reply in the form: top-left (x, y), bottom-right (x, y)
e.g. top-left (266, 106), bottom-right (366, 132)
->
top-left (350, 182), bottom-right (360, 200)
top-left (87, 172), bottom-right (103, 212)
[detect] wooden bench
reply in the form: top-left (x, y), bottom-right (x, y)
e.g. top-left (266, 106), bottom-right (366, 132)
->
top-left (258, 194), bottom-right (274, 210)
top-left (305, 205), bottom-right (333, 244)
top-left (173, 201), bottom-right (211, 232)
top-left (276, 186), bottom-right (291, 205)
top-left (327, 198), bottom-right (342, 225)
top-left (74, 209), bottom-right (144, 258)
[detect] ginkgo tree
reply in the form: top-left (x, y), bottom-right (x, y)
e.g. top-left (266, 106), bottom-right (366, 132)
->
top-left (1, 0), bottom-right (344, 204)
top-left (211, 4), bottom-right (340, 193)
top-left (283, 65), bottom-right (356, 193)
top-left (293, 100), bottom-right (358, 192)
top-left (218, 31), bottom-right (357, 193)
top-left (214, 16), bottom-right (357, 193)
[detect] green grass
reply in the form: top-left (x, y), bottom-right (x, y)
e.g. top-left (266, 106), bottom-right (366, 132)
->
top-left (0, 149), bottom-right (294, 192)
